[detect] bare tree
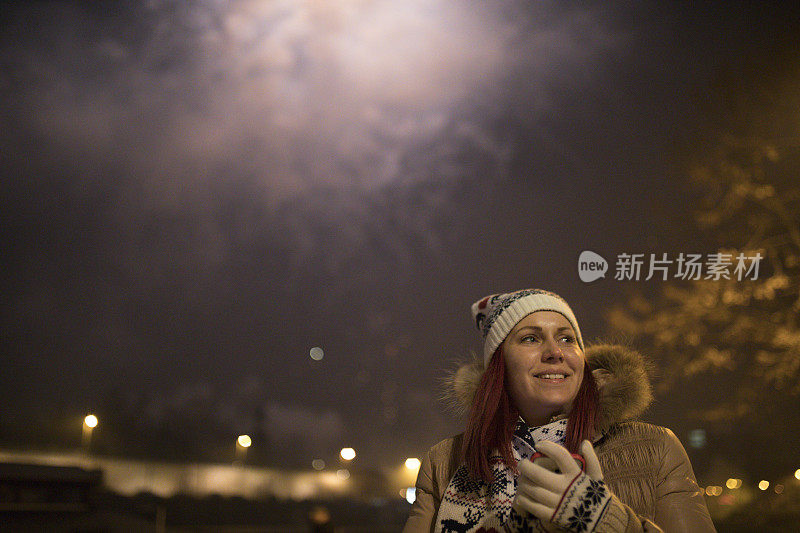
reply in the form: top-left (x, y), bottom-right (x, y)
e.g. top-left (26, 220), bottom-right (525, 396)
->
top-left (606, 56), bottom-right (800, 422)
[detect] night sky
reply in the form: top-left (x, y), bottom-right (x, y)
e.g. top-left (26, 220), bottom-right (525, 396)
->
top-left (2, 1), bottom-right (799, 475)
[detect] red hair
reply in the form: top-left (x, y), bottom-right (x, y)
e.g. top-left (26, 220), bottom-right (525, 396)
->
top-left (462, 348), bottom-right (600, 483)
top-left (462, 347), bottom-right (518, 483)
top-left (565, 360), bottom-right (600, 452)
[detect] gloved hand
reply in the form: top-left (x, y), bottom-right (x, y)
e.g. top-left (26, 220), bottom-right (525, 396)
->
top-left (513, 440), bottom-right (612, 532)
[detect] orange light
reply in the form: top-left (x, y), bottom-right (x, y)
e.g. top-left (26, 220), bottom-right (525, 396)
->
top-left (725, 478), bottom-right (742, 490)
top-left (405, 458), bottom-right (421, 471)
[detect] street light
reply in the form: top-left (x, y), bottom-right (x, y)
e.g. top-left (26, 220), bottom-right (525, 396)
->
top-left (82, 414), bottom-right (98, 451)
top-left (401, 457), bottom-right (422, 486)
top-left (405, 458), bottom-right (421, 471)
top-left (236, 434), bottom-right (251, 463)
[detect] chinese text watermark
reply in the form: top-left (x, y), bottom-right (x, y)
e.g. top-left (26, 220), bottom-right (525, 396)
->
top-left (578, 251), bottom-right (762, 283)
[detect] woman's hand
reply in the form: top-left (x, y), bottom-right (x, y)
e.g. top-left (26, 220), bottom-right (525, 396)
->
top-left (513, 440), bottom-right (612, 532)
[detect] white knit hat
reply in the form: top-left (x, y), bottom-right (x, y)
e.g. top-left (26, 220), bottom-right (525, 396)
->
top-left (471, 289), bottom-right (584, 366)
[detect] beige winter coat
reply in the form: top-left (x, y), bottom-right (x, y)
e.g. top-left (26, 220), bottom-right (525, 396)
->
top-left (403, 345), bottom-right (716, 532)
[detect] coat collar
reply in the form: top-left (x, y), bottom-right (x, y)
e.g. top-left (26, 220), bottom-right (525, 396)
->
top-left (445, 343), bottom-right (654, 432)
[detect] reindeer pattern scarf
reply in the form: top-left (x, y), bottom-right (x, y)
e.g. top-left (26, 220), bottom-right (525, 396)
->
top-left (434, 418), bottom-right (568, 532)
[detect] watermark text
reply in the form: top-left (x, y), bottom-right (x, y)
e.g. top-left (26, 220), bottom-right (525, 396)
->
top-left (578, 251), bottom-right (762, 283)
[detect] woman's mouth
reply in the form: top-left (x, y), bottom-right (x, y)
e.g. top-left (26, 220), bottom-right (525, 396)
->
top-left (534, 373), bottom-right (569, 382)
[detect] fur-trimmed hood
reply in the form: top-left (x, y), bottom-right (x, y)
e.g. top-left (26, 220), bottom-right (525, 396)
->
top-left (444, 344), bottom-right (654, 433)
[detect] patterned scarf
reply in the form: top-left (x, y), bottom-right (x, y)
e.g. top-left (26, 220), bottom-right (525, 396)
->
top-left (434, 418), bottom-right (568, 532)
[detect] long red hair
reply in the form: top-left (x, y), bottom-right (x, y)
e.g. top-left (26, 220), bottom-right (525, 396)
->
top-left (462, 346), bottom-right (600, 483)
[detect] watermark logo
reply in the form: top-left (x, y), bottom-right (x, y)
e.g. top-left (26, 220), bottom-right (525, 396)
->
top-left (578, 251), bottom-right (762, 282)
top-left (578, 250), bottom-right (608, 282)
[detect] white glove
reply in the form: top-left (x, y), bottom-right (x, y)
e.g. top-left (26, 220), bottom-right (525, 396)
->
top-left (513, 440), bottom-right (612, 532)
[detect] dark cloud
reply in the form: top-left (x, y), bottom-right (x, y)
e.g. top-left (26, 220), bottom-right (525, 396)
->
top-left (2, 0), bottom-right (799, 471)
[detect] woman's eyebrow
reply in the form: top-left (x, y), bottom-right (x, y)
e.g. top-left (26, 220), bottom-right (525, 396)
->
top-left (515, 326), bottom-right (573, 333)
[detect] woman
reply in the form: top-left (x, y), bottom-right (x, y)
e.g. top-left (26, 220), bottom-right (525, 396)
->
top-left (403, 289), bottom-right (715, 532)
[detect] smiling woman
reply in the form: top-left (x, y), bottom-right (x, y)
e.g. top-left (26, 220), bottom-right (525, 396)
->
top-left (502, 312), bottom-right (586, 427)
top-left (403, 289), bottom-right (716, 532)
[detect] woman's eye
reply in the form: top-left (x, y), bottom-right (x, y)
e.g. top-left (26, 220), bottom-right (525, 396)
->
top-left (560, 336), bottom-right (575, 343)
top-left (521, 335), bottom-right (538, 343)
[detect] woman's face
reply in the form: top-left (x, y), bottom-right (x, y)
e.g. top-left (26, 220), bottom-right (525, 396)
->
top-left (502, 311), bottom-right (585, 426)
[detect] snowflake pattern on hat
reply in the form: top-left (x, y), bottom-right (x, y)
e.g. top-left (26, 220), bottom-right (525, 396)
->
top-left (470, 289), bottom-right (585, 365)
top-left (479, 289), bottom-right (556, 338)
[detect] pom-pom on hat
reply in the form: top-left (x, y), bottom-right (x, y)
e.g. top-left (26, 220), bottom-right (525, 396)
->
top-left (471, 289), bottom-right (584, 367)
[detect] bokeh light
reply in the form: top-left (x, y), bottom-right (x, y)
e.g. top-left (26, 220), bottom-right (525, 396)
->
top-left (310, 347), bottom-right (324, 361)
top-left (405, 457), bottom-right (421, 471)
top-left (688, 428), bottom-right (706, 449)
top-left (336, 469), bottom-right (350, 480)
top-left (308, 506), bottom-right (331, 526)
top-left (237, 435), bottom-right (252, 448)
top-left (725, 478), bottom-right (742, 490)
top-left (84, 414), bottom-right (98, 428)
top-left (312, 459), bottom-right (326, 471)
top-left (758, 480), bottom-right (770, 490)
top-left (340, 447), bottom-right (356, 461)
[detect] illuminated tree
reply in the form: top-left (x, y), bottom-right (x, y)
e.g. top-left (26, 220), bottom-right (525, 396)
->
top-left (606, 56), bottom-right (800, 422)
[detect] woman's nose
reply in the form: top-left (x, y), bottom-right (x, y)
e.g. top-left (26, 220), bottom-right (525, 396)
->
top-left (541, 338), bottom-right (564, 361)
